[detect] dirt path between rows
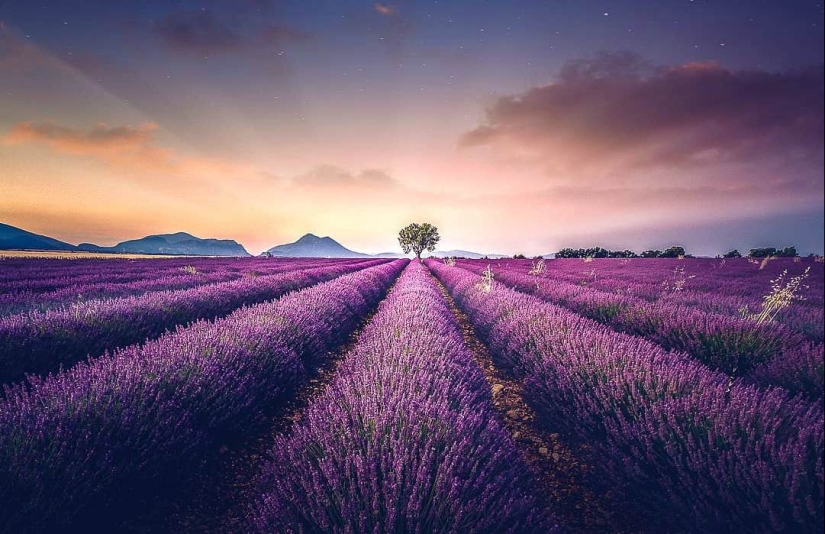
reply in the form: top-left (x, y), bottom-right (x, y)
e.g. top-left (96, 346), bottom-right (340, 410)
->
top-left (116, 278), bottom-right (401, 534)
top-left (432, 274), bottom-right (637, 533)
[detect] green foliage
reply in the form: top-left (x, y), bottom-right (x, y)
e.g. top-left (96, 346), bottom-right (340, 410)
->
top-left (659, 246), bottom-right (686, 258)
top-left (555, 246), bottom-right (690, 259)
top-left (398, 223), bottom-right (441, 258)
top-left (610, 249), bottom-right (639, 258)
top-left (556, 247), bottom-right (636, 258)
top-left (748, 246), bottom-right (798, 258)
top-left (513, 253), bottom-right (527, 259)
top-left (722, 249), bottom-right (742, 258)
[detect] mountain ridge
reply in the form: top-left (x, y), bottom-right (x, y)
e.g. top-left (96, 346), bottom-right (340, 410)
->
top-left (0, 223), bottom-right (77, 251)
top-left (3, 223), bottom-right (511, 258)
top-left (0, 223), bottom-right (249, 256)
top-left (264, 233), bottom-right (370, 258)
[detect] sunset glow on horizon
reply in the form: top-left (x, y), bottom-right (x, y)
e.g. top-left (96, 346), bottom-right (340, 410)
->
top-left (1, 1), bottom-right (823, 256)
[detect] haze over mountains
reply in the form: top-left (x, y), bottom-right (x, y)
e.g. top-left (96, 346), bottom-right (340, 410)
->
top-left (264, 234), bottom-right (370, 258)
top-left (78, 233), bottom-right (250, 257)
top-left (0, 223), bottom-right (505, 259)
top-left (1, 224), bottom-right (249, 257)
top-left (264, 235), bottom-right (507, 259)
top-left (0, 223), bottom-right (78, 251)
top-left (0, 224), bottom-right (467, 258)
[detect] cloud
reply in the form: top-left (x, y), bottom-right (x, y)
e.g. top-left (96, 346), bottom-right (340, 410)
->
top-left (155, 9), bottom-right (243, 55)
top-left (2, 120), bottom-right (259, 187)
top-left (3, 121), bottom-right (175, 168)
top-left (292, 165), bottom-right (397, 189)
top-left (374, 3), bottom-right (397, 17)
top-left (460, 52), bottom-right (824, 184)
top-left (154, 8), bottom-right (310, 56)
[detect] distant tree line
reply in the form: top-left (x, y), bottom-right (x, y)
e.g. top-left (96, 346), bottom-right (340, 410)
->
top-left (549, 245), bottom-right (804, 259)
top-left (747, 246), bottom-right (798, 258)
top-left (555, 246), bottom-right (688, 259)
top-left (719, 247), bottom-right (799, 258)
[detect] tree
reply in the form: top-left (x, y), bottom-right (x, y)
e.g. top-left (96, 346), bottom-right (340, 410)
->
top-left (722, 249), bottom-right (742, 258)
top-left (660, 246), bottom-right (686, 258)
top-left (641, 249), bottom-right (662, 258)
top-left (748, 247), bottom-right (778, 258)
top-left (398, 223), bottom-right (440, 259)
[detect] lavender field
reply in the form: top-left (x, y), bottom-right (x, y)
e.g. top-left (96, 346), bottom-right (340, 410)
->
top-left (0, 256), bottom-right (822, 533)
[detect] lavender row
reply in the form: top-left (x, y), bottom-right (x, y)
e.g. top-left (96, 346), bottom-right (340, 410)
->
top-left (658, 290), bottom-right (823, 342)
top-left (0, 260), bottom-right (406, 533)
top-left (749, 342), bottom-right (825, 398)
top-left (0, 269), bottom-right (245, 316)
top-left (0, 256), bottom-right (287, 288)
top-left (0, 259), bottom-right (388, 385)
top-left (481, 259), bottom-right (823, 339)
top-left (0, 258), bottom-right (336, 316)
top-left (429, 260), bottom-right (824, 533)
top-left (503, 257), bottom-right (823, 305)
top-left (250, 261), bottom-right (553, 533)
top-left (457, 261), bottom-right (822, 398)
top-left (0, 258), bottom-right (306, 295)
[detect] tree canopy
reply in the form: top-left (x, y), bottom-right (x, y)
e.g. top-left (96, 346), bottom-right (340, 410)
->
top-left (398, 223), bottom-right (440, 259)
top-left (748, 246), bottom-right (798, 258)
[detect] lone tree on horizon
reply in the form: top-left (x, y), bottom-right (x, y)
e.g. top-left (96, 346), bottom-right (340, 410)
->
top-left (398, 223), bottom-right (440, 259)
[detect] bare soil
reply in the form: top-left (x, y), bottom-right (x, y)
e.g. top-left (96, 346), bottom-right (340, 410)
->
top-left (433, 276), bottom-right (638, 533)
top-left (114, 283), bottom-right (395, 534)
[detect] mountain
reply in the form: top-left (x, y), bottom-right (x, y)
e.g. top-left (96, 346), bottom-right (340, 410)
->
top-left (368, 249), bottom-right (509, 259)
top-left (78, 232), bottom-right (250, 256)
top-left (0, 223), bottom-right (77, 251)
top-left (371, 251), bottom-right (410, 258)
top-left (0, 223), bottom-right (250, 256)
top-left (427, 249), bottom-right (509, 259)
top-left (265, 234), bottom-right (370, 258)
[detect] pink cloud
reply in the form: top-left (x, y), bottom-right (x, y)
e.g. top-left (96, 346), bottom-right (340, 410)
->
top-left (460, 52), bottom-right (824, 186)
top-left (374, 3), bottom-right (397, 17)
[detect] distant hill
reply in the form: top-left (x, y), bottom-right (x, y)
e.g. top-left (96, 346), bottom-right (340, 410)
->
top-left (265, 234), bottom-right (370, 258)
top-left (371, 251), bottom-right (410, 258)
top-left (79, 232), bottom-right (250, 256)
top-left (427, 249), bottom-right (509, 259)
top-left (1, 223), bottom-right (249, 256)
top-left (369, 249), bottom-right (509, 259)
top-left (0, 223), bottom-right (77, 251)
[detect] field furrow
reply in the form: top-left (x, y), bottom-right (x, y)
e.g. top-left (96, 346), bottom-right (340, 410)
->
top-left (0, 258), bottom-right (388, 385)
top-left (0, 258), bottom-right (330, 316)
top-left (455, 260), bottom-right (824, 398)
top-left (0, 259), bottom-right (406, 533)
top-left (249, 261), bottom-right (555, 533)
top-left (429, 260), bottom-right (824, 533)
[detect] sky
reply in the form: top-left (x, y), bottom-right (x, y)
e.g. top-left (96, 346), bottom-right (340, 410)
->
top-left (1, 0), bottom-right (823, 256)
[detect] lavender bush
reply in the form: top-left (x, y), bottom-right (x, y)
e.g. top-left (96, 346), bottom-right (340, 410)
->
top-left (0, 260), bottom-right (405, 533)
top-left (0, 258), bottom-right (388, 384)
top-left (455, 260), bottom-right (821, 397)
top-left (250, 261), bottom-right (554, 533)
top-left (0, 257), bottom-right (320, 316)
top-left (429, 260), bottom-right (824, 533)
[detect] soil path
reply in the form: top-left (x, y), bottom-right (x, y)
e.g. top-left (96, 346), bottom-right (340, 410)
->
top-left (117, 278), bottom-right (400, 534)
top-left (432, 274), bottom-right (636, 533)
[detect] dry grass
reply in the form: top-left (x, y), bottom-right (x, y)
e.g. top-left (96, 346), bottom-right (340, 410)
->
top-left (528, 258), bottom-right (546, 276)
top-left (740, 267), bottom-right (810, 324)
top-left (477, 265), bottom-right (495, 293)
